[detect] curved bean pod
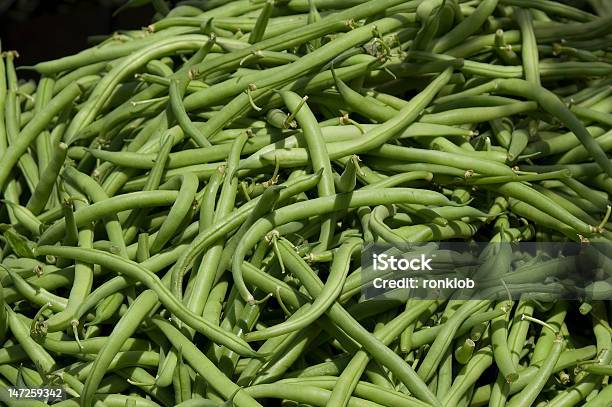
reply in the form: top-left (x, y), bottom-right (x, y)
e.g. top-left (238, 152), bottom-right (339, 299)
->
top-left (273, 239), bottom-right (441, 407)
top-left (150, 173), bottom-right (199, 254)
top-left (5, 305), bottom-right (56, 375)
top-left (232, 187), bottom-right (453, 303)
top-left (506, 333), bottom-right (565, 407)
top-left (246, 238), bottom-right (361, 341)
top-left (494, 79), bottom-right (612, 177)
top-left (152, 317), bottom-right (263, 407)
top-left (173, 169), bottom-right (323, 291)
top-left (63, 34), bottom-right (211, 144)
top-left (81, 290), bottom-right (158, 407)
top-left (280, 90), bottom-right (336, 250)
top-left (26, 142), bottom-right (68, 215)
top-left (35, 245), bottom-right (259, 358)
top-left (0, 82), bottom-right (81, 191)
top-left (39, 190), bottom-right (179, 245)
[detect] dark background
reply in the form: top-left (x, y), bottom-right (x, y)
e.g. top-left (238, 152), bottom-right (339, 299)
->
top-left (0, 0), bottom-right (156, 68)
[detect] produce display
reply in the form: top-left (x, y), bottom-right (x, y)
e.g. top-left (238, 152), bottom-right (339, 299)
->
top-left (0, 0), bottom-right (611, 406)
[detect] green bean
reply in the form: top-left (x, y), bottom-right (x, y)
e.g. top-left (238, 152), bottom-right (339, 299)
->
top-left (434, 347), bottom-right (452, 399)
top-left (0, 53), bottom-right (14, 221)
top-left (46, 195), bottom-right (94, 332)
top-left (59, 190), bottom-right (79, 252)
top-left (572, 105), bottom-right (612, 127)
top-left (455, 338), bottom-right (476, 365)
top-left (411, 0), bottom-right (444, 52)
top-left (172, 349), bottom-right (191, 404)
top-left (425, 137), bottom-right (506, 162)
top-left (2, 201), bottom-right (42, 237)
top-left (248, 0), bottom-right (274, 44)
top-left (35, 245), bottom-right (259, 358)
top-left (254, 70), bottom-right (454, 166)
top-left (53, 61), bottom-right (107, 94)
top-left (39, 190), bottom-right (179, 244)
top-left (442, 345), bottom-right (494, 406)
top-left (39, 335), bottom-right (148, 355)
top-left (179, 54), bottom-right (367, 113)
top-left (26, 142), bottom-right (67, 215)
top-left (89, 42), bottom-right (208, 144)
top-left (4, 52), bottom-right (40, 194)
top-left (6, 270), bottom-right (67, 311)
top-left (175, 133), bottom-right (247, 308)
top-left (362, 171), bottom-right (433, 190)
top-left (425, 102), bottom-right (539, 126)
top-left (232, 187), bottom-right (453, 304)
top-left (494, 182), bottom-right (595, 235)
top-left (189, 0), bottom-right (412, 79)
top-left (218, 296), bottom-right (265, 379)
top-left (89, 123), bottom-right (361, 170)
top-left (150, 173), bottom-right (199, 254)
top-left (213, 184), bottom-right (284, 304)
top-left (71, 351), bottom-right (160, 381)
top-left (30, 27), bottom-right (199, 75)
top-left (81, 290), bottom-right (158, 407)
top-left (281, 90), bottom-right (335, 251)
top-left (469, 169), bottom-right (571, 186)
top-left (547, 302), bottom-right (612, 406)
top-left (491, 301), bottom-right (519, 383)
top-left (334, 155), bottom-right (360, 193)
top-left (499, 0), bottom-right (597, 21)
top-left (493, 79), bottom-right (612, 177)
top-left (515, 8), bottom-right (541, 86)
top-left (63, 166), bottom-right (129, 258)
top-left (546, 187), bottom-right (606, 216)
top-left (507, 332), bottom-right (565, 406)
top-left (63, 35), bottom-right (211, 144)
top-left (280, 377), bottom-right (432, 407)
top-left (248, 317), bottom-right (324, 386)
top-left (246, 238), bottom-right (360, 341)
top-left (493, 28), bottom-right (521, 65)
top-left (86, 292), bottom-right (125, 326)
top-left (5, 305), bottom-right (56, 375)
top-left (369, 205), bottom-right (410, 243)
top-left (183, 168), bottom-right (224, 315)
top-left (173, 169), bottom-right (322, 291)
top-left (275, 238), bottom-right (441, 406)
top-left (433, 0), bottom-right (498, 53)
top-left (237, 322), bottom-right (309, 386)
top-left (581, 364), bottom-right (612, 375)
top-left (0, 364), bottom-right (44, 388)
top-left (334, 72), bottom-right (395, 123)
top-left (0, 281), bottom-right (6, 344)
top-left (506, 127), bottom-right (528, 163)
top-left (168, 39), bottom-right (215, 149)
top-left (417, 300), bottom-right (490, 383)
top-left (33, 77), bottom-right (55, 173)
top-left (56, 393), bottom-right (161, 407)
top-left (248, 382), bottom-right (386, 406)
top-left (561, 177), bottom-right (609, 211)
top-left (558, 129), bottom-right (612, 164)
top-left (152, 317), bottom-right (262, 407)
top-left (0, 81), bottom-right (81, 191)
top-left (328, 296), bottom-right (440, 407)
top-left (583, 383), bottom-right (612, 407)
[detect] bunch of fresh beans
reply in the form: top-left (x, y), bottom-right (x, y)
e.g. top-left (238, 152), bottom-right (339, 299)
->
top-left (0, 0), bottom-right (611, 405)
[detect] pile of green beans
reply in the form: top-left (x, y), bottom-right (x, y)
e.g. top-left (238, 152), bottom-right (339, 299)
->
top-left (0, 0), bottom-right (611, 405)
